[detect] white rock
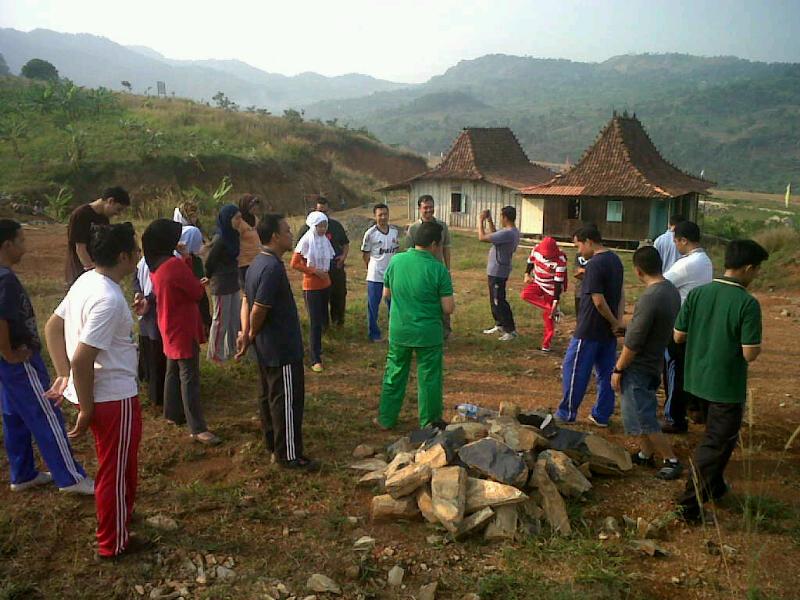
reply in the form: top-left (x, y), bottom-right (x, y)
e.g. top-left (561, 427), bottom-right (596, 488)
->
top-left (146, 515), bottom-right (178, 531)
top-left (387, 565), bottom-right (405, 587)
top-left (306, 574), bottom-right (341, 595)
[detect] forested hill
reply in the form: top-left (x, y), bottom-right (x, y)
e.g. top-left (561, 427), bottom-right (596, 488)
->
top-left (305, 53), bottom-right (800, 193)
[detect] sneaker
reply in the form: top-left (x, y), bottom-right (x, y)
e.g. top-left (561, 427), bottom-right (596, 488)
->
top-left (483, 325), bottom-right (503, 334)
top-left (10, 471), bottom-right (52, 492)
top-left (311, 363), bottom-right (324, 373)
top-left (371, 417), bottom-right (392, 431)
top-left (279, 457), bottom-right (321, 472)
top-left (587, 414), bottom-right (609, 428)
top-left (191, 431), bottom-right (222, 445)
top-left (539, 347), bottom-right (552, 353)
top-left (656, 459), bottom-right (684, 481)
top-left (498, 331), bottom-right (518, 341)
top-left (60, 477), bottom-right (95, 495)
top-left (630, 451), bottom-right (656, 467)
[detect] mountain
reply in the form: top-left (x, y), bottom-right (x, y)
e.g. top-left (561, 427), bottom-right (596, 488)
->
top-left (0, 28), bottom-right (406, 109)
top-left (305, 53), bottom-right (800, 192)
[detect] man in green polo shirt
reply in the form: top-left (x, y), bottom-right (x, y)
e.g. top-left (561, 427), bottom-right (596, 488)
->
top-left (406, 195), bottom-right (453, 339)
top-left (673, 239), bottom-right (769, 522)
top-left (375, 221), bottom-right (455, 429)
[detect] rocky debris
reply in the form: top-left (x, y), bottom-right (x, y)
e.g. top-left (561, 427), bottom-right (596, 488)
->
top-left (462, 594), bottom-right (481, 600)
top-left (386, 436), bottom-right (415, 461)
top-left (484, 505), bottom-right (519, 541)
top-left (631, 539), bottom-right (669, 557)
top-left (457, 438), bottom-right (527, 485)
top-left (387, 565), bottom-right (405, 587)
top-left (498, 401), bottom-right (520, 418)
top-left (415, 444), bottom-right (449, 469)
top-left (446, 422), bottom-right (489, 442)
top-left (578, 462), bottom-right (593, 479)
top-left (540, 450), bottom-right (592, 497)
top-left (418, 581), bottom-right (438, 600)
top-left (410, 426), bottom-right (442, 445)
top-left (532, 459), bottom-right (571, 536)
top-left (353, 536), bottom-right (376, 552)
top-left (306, 573), bottom-right (341, 595)
top-left (431, 466), bottom-right (468, 531)
top-left (146, 515), bottom-right (178, 531)
top-left (349, 458), bottom-right (388, 472)
top-left (454, 507), bottom-right (494, 540)
top-left (548, 427), bottom-right (588, 453)
top-left (385, 452), bottom-right (416, 478)
top-left (517, 410), bottom-right (557, 437)
top-left (357, 470), bottom-right (385, 489)
top-left (422, 428), bottom-right (466, 459)
top-left (489, 419), bottom-right (549, 452)
top-left (371, 494), bottom-right (420, 521)
top-left (637, 516), bottom-right (666, 540)
top-left (416, 486), bottom-right (438, 523)
top-left (464, 478), bottom-right (527, 513)
top-left (385, 463), bottom-right (432, 499)
top-left (352, 444), bottom-right (377, 459)
top-left (706, 540), bottom-right (737, 557)
top-left (215, 565), bottom-right (235, 580)
top-left (581, 435), bottom-right (633, 475)
top-left (599, 516), bottom-right (621, 540)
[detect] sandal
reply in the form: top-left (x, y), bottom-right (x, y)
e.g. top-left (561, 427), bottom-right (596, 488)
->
top-left (191, 431), bottom-right (221, 445)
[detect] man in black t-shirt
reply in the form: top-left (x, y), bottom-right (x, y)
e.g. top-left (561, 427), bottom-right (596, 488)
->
top-left (297, 196), bottom-right (350, 326)
top-left (238, 214), bottom-right (319, 472)
top-left (556, 226), bottom-right (624, 427)
top-left (65, 186), bottom-right (130, 289)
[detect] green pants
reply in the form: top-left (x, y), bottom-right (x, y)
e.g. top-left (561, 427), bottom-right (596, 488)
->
top-left (378, 344), bottom-right (444, 429)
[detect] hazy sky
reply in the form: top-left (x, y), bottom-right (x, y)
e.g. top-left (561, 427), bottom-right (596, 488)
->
top-left (2, 0), bottom-right (799, 82)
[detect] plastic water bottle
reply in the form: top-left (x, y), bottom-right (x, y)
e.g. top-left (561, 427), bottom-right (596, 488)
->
top-left (455, 404), bottom-right (496, 420)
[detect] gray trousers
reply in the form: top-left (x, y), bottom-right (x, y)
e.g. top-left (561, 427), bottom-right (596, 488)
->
top-left (164, 343), bottom-right (207, 434)
top-left (207, 292), bottom-right (241, 362)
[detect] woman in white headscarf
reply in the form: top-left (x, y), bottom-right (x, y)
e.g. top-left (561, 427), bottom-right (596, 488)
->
top-left (290, 211), bottom-right (335, 372)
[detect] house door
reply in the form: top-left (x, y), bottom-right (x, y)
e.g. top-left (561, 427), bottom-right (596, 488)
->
top-left (649, 200), bottom-right (669, 239)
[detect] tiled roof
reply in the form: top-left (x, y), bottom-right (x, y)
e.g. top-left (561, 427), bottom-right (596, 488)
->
top-left (379, 127), bottom-right (553, 191)
top-left (521, 114), bottom-right (713, 198)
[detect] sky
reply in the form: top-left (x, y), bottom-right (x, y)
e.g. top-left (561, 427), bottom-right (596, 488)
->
top-left (2, 0), bottom-right (799, 82)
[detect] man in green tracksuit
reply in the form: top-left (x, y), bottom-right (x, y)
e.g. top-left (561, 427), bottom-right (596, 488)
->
top-left (375, 221), bottom-right (455, 429)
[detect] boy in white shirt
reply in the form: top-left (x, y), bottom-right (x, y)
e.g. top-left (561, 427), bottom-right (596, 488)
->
top-left (45, 222), bottom-right (143, 558)
top-left (361, 204), bottom-right (399, 341)
top-left (661, 220), bottom-right (713, 433)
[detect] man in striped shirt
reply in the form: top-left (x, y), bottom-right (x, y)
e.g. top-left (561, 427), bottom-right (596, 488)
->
top-left (520, 237), bottom-right (567, 352)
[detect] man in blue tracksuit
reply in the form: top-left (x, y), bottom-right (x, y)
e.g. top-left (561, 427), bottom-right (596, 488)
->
top-left (556, 226), bottom-right (624, 427)
top-left (0, 219), bottom-right (92, 494)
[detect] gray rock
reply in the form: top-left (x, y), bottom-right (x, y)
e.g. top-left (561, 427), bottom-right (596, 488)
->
top-left (385, 462), bottom-right (432, 498)
top-left (484, 505), bottom-right (519, 541)
top-left (582, 435), bottom-right (633, 475)
top-left (457, 438), bottom-right (527, 485)
top-left (532, 459), bottom-right (571, 536)
top-left (352, 444), bottom-right (377, 459)
top-left (454, 507), bottom-right (494, 540)
top-left (306, 574), bottom-right (342, 595)
top-left (146, 515), bottom-right (178, 531)
top-left (356, 470), bottom-right (385, 490)
top-left (540, 450), bottom-right (592, 497)
top-left (418, 582), bottom-right (438, 600)
top-left (387, 565), bottom-right (404, 587)
top-left (464, 477), bottom-right (527, 513)
top-left (215, 565), bottom-right (235, 580)
top-left (353, 536), bottom-right (376, 551)
top-left (384, 452), bottom-right (415, 478)
top-left (446, 422), bottom-right (489, 442)
top-left (431, 466), bottom-right (467, 531)
top-left (386, 436), bottom-right (414, 461)
top-left (349, 458), bottom-right (388, 472)
top-left (371, 494), bottom-right (420, 521)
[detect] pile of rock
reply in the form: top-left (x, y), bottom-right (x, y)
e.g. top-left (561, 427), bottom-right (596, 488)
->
top-left (351, 403), bottom-right (632, 541)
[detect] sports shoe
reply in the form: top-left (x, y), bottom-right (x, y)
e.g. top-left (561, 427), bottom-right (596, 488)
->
top-left (60, 476), bottom-right (95, 495)
top-left (498, 331), bottom-right (518, 341)
top-left (656, 459), bottom-right (684, 481)
top-left (10, 471), bottom-right (52, 492)
top-left (279, 457), bottom-right (321, 472)
top-left (311, 363), bottom-right (324, 373)
top-left (587, 414), bottom-right (609, 428)
top-left (539, 347), bottom-right (552, 353)
top-left (483, 325), bottom-right (503, 334)
top-left (630, 451), bottom-right (656, 467)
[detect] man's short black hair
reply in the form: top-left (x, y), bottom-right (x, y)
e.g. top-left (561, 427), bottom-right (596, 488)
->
top-left (418, 194), bottom-right (435, 207)
top-left (501, 205), bottom-right (516, 222)
top-left (315, 196), bottom-right (329, 206)
top-left (725, 239), bottom-right (769, 270)
top-left (669, 214), bottom-right (686, 227)
top-left (0, 219), bottom-right (21, 246)
top-left (257, 213), bottom-right (285, 245)
top-left (101, 186), bottom-right (131, 206)
top-left (415, 221), bottom-right (443, 247)
top-left (90, 222), bottom-right (136, 267)
top-left (633, 245), bottom-right (663, 276)
top-left (674, 220), bottom-right (701, 243)
top-left (573, 225), bottom-right (602, 243)
top-left (373, 203), bottom-right (388, 213)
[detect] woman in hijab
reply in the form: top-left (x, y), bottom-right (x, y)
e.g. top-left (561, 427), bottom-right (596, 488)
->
top-left (291, 211), bottom-right (335, 372)
top-left (236, 193), bottom-right (262, 289)
top-left (520, 236), bottom-right (568, 353)
top-left (133, 255), bottom-right (166, 412)
top-left (180, 225), bottom-right (212, 335)
top-left (205, 205), bottom-right (242, 362)
top-left (144, 219), bottom-right (220, 445)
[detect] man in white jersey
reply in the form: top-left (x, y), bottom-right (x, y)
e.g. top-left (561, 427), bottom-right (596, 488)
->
top-left (361, 203), bottom-right (400, 342)
top-left (661, 220), bottom-right (713, 433)
top-left (45, 222), bottom-right (143, 558)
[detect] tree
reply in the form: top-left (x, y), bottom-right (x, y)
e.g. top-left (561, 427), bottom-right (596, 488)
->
top-left (212, 91), bottom-right (238, 111)
top-left (0, 116), bottom-right (29, 160)
top-left (283, 108), bottom-right (304, 125)
top-left (121, 80), bottom-right (132, 92)
top-left (21, 58), bottom-right (59, 81)
top-left (0, 53), bottom-right (9, 77)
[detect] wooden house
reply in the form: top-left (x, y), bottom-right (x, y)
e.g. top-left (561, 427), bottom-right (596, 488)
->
top-left (379, 127), bottom-right (553, 231)
top-left (520, 112), bottom-right (713, 245)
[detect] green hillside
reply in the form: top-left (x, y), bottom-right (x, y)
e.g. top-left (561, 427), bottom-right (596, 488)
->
top-left (305, 53), bottom-right (800, 193)
top-left (0, 76), bottom-right (425, 217)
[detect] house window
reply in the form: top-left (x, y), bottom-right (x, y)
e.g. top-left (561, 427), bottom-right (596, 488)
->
top-left (567, 198), bottom-right (581, 220)
top-left (451, 192), bottom-right (465, 213)
top-left (607, 200), bottom-right (623, 223)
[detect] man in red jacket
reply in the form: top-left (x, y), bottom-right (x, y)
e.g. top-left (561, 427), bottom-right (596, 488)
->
top-left (520, 237), bottom-right (567, 353)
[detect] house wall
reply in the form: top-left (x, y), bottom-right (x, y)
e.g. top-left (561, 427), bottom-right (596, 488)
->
top-left (538, 195), bottom-right (653, 242)
top-left (407, 180), bottom-right (523, 230)
top-left (520, 197), bottom-right (544, 236)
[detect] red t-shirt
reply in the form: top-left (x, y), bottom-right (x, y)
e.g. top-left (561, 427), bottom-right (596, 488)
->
top-left (150, 256), bottom-right (206, 360)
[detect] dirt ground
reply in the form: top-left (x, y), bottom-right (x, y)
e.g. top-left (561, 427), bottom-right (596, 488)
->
top-left (1, 223), bottom-right (799, 600)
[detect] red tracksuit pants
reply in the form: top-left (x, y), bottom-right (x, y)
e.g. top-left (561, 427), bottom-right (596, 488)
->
top-left (520, 283), bottom-right (556, 350)
top-left (90, 396), bottom-right (142, 557)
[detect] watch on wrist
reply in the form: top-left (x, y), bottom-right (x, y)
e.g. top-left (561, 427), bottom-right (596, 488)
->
top-left (613, 368), bottom-right (624, 374)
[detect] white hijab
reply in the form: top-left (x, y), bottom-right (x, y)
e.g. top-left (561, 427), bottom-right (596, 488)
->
top-left (295, 211), bottom-right (335, 271)
top-left (173, 207), bottom-right (189, 226)
top-left (136, 257), bottom-right (153, 296)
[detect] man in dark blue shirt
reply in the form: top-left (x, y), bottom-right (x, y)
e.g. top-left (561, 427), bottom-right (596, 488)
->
top-left (556, 226), bottom-right (624, 427)
top-left (238, 214), bottom-right (319, 472)
top-left (0, 219), bottom-right (90, 493)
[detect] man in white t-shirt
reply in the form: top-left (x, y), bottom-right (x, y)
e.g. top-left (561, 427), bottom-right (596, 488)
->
top-left (653, 214), bottom-right (685, 273)
top-left (361, 203), bottom-right (399, 341)
top-left (661, 220), bottom-right (713, 434)
top-left (45, 222), bottom-right (143, 559)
